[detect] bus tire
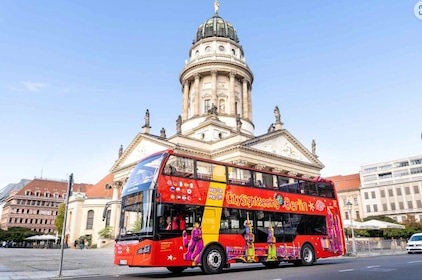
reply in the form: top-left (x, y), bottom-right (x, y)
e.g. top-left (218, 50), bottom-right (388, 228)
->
top-left (167, 266), bottom-right (186, 274)
top-left (299, 243), bottom-right (315, 266)
top-left (201, 244), bottom-right (226, 274)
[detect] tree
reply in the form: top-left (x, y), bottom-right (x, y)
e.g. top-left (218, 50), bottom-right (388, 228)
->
top-left (0, 227), bottom-right (37, 243)
top-left (55, 203), bottom-right (65, 235)
top-left (98, 226), bottom-right (114, 239)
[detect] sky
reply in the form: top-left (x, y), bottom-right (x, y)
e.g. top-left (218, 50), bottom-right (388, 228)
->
top-left (1, 0), bottom-right (421, 189)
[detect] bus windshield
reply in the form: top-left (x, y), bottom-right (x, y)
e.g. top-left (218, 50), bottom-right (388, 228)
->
top-left (118, 152), bottom-right (167, 239)
top-left (122, 152), bottom-right (166, 196)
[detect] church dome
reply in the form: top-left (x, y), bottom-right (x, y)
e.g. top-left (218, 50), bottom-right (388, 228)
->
top-left (194, 14), bottom-right (239, 44)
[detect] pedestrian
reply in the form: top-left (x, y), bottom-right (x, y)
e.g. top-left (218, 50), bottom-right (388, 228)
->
top-left (390, 237), bottom-right (397, 250)
top-left (84, 239), bottom-right (89, 249)
top-left (400, 237), bottom-right (406, 250)
top-left (73, 239), bottom-right (78, 249)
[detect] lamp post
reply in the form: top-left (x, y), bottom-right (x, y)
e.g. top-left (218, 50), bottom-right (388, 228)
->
top-left (346, 201), bottom-right (357, 255)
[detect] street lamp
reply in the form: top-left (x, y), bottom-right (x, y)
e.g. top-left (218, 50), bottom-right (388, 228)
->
top-left (346, 201), bottom-right (357, 255)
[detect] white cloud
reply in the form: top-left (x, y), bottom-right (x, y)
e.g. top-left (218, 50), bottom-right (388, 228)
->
top-left (22, 81), bottom-right (48, 92)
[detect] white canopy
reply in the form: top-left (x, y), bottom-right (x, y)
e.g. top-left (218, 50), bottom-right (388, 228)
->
top-left (360, 220), bottom-right (405, 229)
top-left (343, 219), bottom-right (379, 229)
top-left (25, 234), bottom-right (58, 241)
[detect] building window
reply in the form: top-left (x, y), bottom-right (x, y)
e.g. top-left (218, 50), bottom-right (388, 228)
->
top-left (363, 167), bottom-right (377, 173)
top-left (373, 204), bottom-right (378, 212)
top-left (383, 203), bottom-right (387, 211)
top-left (380, 164), bottom-right (392, 170)
top-left (414, 185), bottom-right (420, 194)
top-left (204, 99), bottom-right (211, 114)
top-left (399, 202), bottom-right (404, 210)
top-left (356, 211), bottom-right (360, 220)
top-left (391, 203), bottom-right (396, 210)
top-left (388, 189), bottom-right (393, 196)
top-left (410, 158), bottom-right (422, 165)
top-left (396, 188), bottom-right (402, 196)
top-left (408, 201), bottom-right (413, 209)
top-left (105, 210), bottom-right (111, 227)
top-left (395, 161), bottom-right (409, 167)
top-left (345, 211), bottom-right (349, 220)
top-left (364, 192), bottom-right (369, 199)
top-left (86, 210), bottom-right (94, 230)
top-left (380, 190), bottom-right (385, 198)
top-left (379, 172), bottom-right (392, 179)
top-left (371, 191), bottom-right (376, 199)
top-left (354, 197), bottom-right (358, 205)
top-left (405, 187), bottom-right (410, 195)
top-left (366, 205), bottom-right (371, 212)
top-left (410, 167), bottom-right (422, 174)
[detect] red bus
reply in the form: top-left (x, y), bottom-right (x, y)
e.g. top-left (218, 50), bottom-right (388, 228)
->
top-left (113, 149), bottom-right (346, 274)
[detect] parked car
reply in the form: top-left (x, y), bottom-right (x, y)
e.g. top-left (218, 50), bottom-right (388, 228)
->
top-left (406, 233), bottom-right (422, 254)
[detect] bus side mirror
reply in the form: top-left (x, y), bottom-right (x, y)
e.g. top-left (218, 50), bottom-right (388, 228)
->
top-left (157, 204), bottom-right (164, 217)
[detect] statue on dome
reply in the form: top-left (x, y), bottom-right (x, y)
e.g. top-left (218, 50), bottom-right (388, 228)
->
top-left (118, 145), bottom-right (123, 158)
top-left (176, 115), bottom-right (182, 134)
top-left (160, 127), bottom-right (166, 138)
top-left (236, 114), bottom-right (242, 132)
top-left (208, 103), bottom-right (218, 115)
top-left (142, 109), bottom-right (151, 128)
top-left (312, 139), bottom-right (316, 155)
top-left (214, 0), bottom-right (219, 15)
top-left (274, 106), bottom-right (281, 124)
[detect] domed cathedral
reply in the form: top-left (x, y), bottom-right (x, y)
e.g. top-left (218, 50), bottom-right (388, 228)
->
top-left (179, 4), bottom-right (254, 138)
top-left (85, 1), bottom-right (325, 243)
top-left (111, 2), bottom-right (324, 187)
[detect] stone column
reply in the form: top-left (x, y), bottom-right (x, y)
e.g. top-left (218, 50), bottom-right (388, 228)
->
top-left (194, 73), bottom-right (201, 116)
top-left (229, 72), bottom-right (236, 115)
top-left (248, 85), bottom-right (253, 120)
top-left (211, 70), bottom-right (217, 106)
top-left (242, 79), bottom-right (248, 119)
top-left (110, 181), bottom-right (122, 238)
top-left (182, 80), bottom-right (189, 121)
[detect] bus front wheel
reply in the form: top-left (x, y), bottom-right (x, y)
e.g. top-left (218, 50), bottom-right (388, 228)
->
top-left (298, 244), bottom-right (315, 266)
top-left (201, 245), bottom-right (225, 274)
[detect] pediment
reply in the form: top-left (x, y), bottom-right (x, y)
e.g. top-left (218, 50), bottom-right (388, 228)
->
top-left (246, 131), bottom-right (317, 165)
top-left (112, 134), bottom-right (172, 172)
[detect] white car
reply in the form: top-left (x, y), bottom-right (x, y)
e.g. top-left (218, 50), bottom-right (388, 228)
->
top-left (406, 233), bottom-right (422, 254)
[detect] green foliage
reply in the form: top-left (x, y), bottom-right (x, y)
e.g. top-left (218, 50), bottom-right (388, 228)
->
top-left (131, 217), bottom-right (141, 232)
top-left (0, 227), bottom-right (39, 242)
top-left (363, 215), bottom-right (397, 223)
top-left (362, 215), bottom-right (422, 239)
top-left (55, 203), bottom-right (65, 235)
top-left (98, 226), bottom-right (114, 239)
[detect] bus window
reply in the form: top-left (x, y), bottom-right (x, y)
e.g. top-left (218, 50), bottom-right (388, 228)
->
top-left (277, 175), bottom-right (290, 191)
top-left (196, 160), bottom-right (219, 181)
top-left (301, 181), bottom-right (317, 195)
top-left (254, 172), bottom-right (265, 188)
top-left (317, 183), bottom-right (335, 198)
top-left (228, 167), bottom-right (253, 186)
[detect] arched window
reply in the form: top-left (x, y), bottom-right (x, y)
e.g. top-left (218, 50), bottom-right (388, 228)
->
top-left (86, 210), bottom-right (94, 230)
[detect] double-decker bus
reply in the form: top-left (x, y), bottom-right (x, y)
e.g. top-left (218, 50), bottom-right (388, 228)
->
top-left (113, 149), bottom-right (345, 274)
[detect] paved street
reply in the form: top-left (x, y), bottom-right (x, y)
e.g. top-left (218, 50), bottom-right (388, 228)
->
top-left (0, 247), bottom-right (154, 279)
top-left (0, 247), bottom-right (408, 280)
